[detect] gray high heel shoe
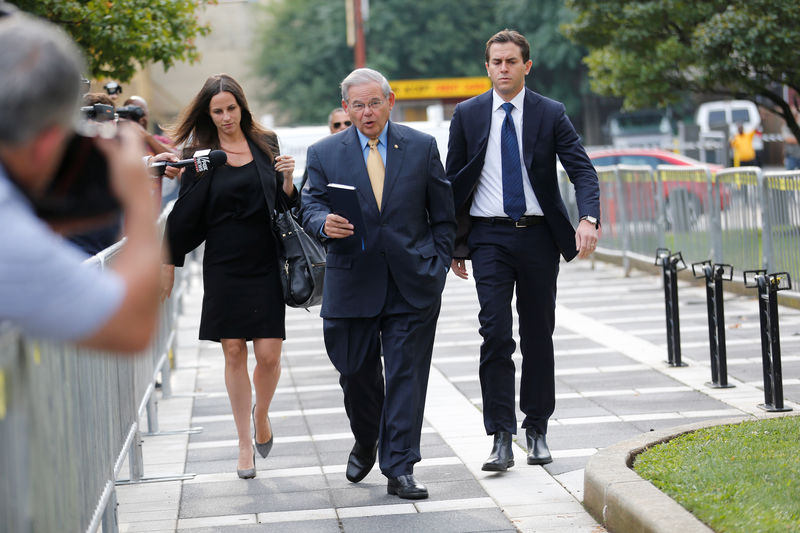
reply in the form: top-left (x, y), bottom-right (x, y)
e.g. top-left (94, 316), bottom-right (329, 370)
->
top-left (237, 446), bottom-right (256, 479)
top-left (253, 405), bottom-right (274, 458)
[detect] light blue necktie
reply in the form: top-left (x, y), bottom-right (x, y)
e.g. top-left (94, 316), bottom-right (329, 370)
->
top-left (501, 102), bottom-right (526, 221)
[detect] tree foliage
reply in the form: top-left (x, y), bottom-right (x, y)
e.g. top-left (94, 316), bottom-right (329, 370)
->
top-left (255, 0), bottom-right (588, 125)
top-left (563, 0), bottom-right (800, 138)
top-left (12, 0), bottom-right (211, 82)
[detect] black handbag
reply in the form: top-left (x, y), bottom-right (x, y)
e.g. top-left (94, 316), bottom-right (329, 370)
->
top-left (273, 194), bottom-right (325, 308)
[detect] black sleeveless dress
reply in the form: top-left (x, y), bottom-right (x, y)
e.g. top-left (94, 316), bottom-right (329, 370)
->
top-left (199, 160), bottom-right (285, 341)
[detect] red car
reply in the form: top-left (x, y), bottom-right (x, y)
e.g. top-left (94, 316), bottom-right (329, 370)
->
top-left (588, 148), bottom-right (723, 172)
top-left (588, 148), bottom-right (725, 227)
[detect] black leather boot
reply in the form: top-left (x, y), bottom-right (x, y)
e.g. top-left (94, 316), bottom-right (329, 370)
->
top-left (525, 428), bottom-right (552, 465)
top-left (481, 431), bottom-right (515, 471)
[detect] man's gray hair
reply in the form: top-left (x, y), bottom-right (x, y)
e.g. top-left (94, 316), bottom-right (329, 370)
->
top-left (0, 14), bottom-right (85, 145)
top-left (341, 68), bottom-right (391, 102)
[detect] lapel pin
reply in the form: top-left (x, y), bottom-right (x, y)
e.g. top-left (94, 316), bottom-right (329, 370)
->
top-left (394, 144), bottom-right (399, 149)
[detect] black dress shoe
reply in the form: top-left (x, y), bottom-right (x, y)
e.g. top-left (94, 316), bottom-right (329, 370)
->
top-left (345, 441), bottom-right (377, 483)
top-left (387, 474), bottom-right (428, 499)
top-left (481, 431), bottom-right (515, 472)
top-left (525, 428), bottom-right (552, 465)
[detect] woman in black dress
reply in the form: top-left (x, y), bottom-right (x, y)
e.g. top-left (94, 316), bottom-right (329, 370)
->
top-left (162, 74), bottom-right (296, 478)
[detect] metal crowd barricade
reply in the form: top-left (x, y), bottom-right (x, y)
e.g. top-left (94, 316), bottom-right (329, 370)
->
top-left (713, 167), bottom-right (765, 272)
top-left (573, 161), bottom-right (800, 297)
top-left (762, 170), bottom-right (800, 291)
top-left (616, 164), bottom-right (665, 261)
top-left (657, 165), bottom-right (714, 266)
top-left (0, 205), bottom-right (194, 533)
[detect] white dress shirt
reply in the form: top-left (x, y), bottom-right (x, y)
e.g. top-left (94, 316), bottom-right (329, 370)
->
top-left (470, 88), bottom-right (543, 218)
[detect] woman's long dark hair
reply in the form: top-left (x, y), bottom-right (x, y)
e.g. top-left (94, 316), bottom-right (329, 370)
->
top-left (168, 73), bottom-right (277, 162)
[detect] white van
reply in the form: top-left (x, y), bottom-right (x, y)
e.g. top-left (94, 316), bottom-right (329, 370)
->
top-left (695, 100), bottom-right (763, 151)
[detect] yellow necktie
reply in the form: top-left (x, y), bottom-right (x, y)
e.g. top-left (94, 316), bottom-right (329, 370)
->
top-left (366, 138), bottom-right (385, 210)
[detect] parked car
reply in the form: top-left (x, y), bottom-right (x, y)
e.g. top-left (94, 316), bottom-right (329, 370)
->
top-left (588, 148), bottom-right (726, 228)
top-left (607, 109), bottom-right (675, 148)
top-left (588, 147), bottom-right (723, 172)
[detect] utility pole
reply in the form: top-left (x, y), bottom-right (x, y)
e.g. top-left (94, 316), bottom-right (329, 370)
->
top-left (346, 0), bottom-right (366, 68)
top-left (353, 0), bottom-right (366, 68)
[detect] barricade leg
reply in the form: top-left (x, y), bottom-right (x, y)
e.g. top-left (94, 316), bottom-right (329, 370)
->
top-left (146, 395), bottom-right (159, 435)
top-left (100, 489), bottom-right (119, 533)
top-left (129, 430), bottom-right (144, 483)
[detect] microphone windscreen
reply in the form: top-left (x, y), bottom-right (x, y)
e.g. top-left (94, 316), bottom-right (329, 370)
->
top-left (208, 149), bottom-right (227, 168)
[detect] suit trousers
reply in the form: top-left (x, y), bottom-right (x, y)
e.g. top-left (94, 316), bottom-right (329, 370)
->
top-left (322, 274), bottom-right (440, 478)
top-left (468, 220), bottom-right (560, 435)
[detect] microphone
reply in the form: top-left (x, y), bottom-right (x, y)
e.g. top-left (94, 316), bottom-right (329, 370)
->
top-left (149, 149), bottom-right (227, 176)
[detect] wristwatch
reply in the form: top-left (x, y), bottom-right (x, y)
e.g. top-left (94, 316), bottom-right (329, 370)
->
top-left (580, 215), bottom-right (599, 229)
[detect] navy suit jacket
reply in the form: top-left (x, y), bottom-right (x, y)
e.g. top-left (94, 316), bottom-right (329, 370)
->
top-left (446, 88), bottom-right (599, 261)
top-left (301, 122), bottom-right (456, 319)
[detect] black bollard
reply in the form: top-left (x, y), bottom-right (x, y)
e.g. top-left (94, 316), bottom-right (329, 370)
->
top-left (743, 270), bottom-right (793, 412)
top-left (692, 260), bottom-right (735, 388)
top-left (655, 248), bottom-right (687, 367)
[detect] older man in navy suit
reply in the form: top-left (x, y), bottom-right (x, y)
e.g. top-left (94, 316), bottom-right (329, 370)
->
top-left (301, 68), bottom-right (455, 499)
top-left (447, 29), bottom-right (600, 472)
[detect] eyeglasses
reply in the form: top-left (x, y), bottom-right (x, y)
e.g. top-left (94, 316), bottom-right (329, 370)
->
top-left (349, 99), bottom-right (385, 112)
top-left (332, 120), bottom-right (352, 128)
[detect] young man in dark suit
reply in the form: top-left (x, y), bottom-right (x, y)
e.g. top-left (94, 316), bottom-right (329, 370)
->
top-left (301, 68), bottom-right (456, 499)
top-left (446, 29), bottom-right (600, 471)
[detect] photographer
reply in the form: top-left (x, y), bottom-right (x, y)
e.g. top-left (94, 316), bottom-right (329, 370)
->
top-left (0, 12), bottom-right (164, 353)
top-left (118, 95), bottom-right (180, 207)
top-left (104, 80), bottom-right (122, 103)
top-left (67, 93), bottom-right (123, 255)
top-left (120, 95), bottom-right (176, 157)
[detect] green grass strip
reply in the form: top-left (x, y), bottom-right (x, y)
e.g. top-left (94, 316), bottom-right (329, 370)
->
top-left (633, 416), bottom-right (800, 532)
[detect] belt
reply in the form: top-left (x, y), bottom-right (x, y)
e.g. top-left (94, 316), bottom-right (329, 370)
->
top-left (471, 215), bottom-right (545, 228)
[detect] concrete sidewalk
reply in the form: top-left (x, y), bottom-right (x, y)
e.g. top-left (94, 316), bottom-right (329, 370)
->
top-left (116, 259), bottom-right (800, 532)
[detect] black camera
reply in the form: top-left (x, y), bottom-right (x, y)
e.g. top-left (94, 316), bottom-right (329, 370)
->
top-left (103, 81), bottom-right (122, 95)
top-left (33, 133), bottom-right (120, 228)
top-left (81, 103), bottom-right (115, 122)
top-left (116, 105), bottom-right (145, 122)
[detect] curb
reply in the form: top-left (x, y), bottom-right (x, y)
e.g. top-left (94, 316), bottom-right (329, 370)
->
top-left (583, 416), bottom-right (753, 533)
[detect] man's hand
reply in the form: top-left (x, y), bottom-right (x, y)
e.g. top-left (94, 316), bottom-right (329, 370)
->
top-left (151, 152), bottom-right (182, 180)
top-left (323, 213), bottom-right (354, 239)
top-left (575, 219), bottom-right (599, 259)
top-left (451, 258), bottom-right (469, 280)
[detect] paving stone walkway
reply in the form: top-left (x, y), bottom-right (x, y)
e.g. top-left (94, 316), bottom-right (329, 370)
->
top-left (116, 258), bottom-right (799, 532)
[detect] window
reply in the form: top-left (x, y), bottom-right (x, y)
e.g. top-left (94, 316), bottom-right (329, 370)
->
top-left (618, 155), bottom-right (659, 168)
top-left (731, 108), bottom-right (751, 124)
top-left (708, 110), bottom-right (727, 128)
top-left (591, 156), bottom-right (617, 167)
